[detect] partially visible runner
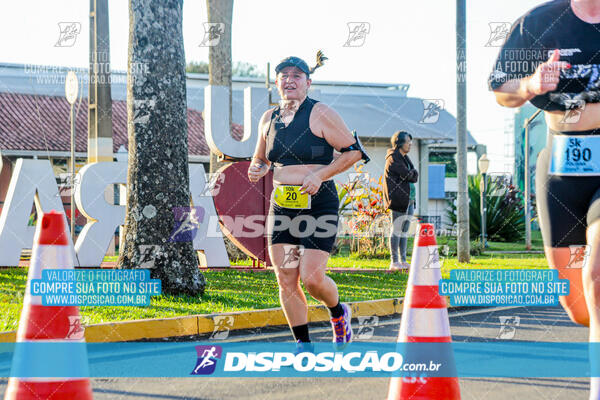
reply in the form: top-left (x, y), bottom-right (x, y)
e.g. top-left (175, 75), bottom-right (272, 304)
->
top-left (489, 0), bottom-right (600, 396)
top-left (383, 131), bottom-right (418, 271)
top-left (247, 52), bottom-right (368, 351)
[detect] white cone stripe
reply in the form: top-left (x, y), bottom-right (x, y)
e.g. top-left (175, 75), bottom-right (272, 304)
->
top-left (15, 377), bottom-right (85, 382)
top-left (25, 244), bottom-right (74, 306)
top-left (408, 245), bottom-right (442, 286)
top-left (399, 307), bottom-right (451, 338)
top-left (19, 339), bottom-right (86, 343)
top-left (591, 377), bottom-right (600, 399)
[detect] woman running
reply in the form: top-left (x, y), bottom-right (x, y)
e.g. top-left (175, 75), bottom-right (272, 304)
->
top-left (247, 53), bottom-right (367, 350)
top-left (490, 0), bottom-right (600, 395)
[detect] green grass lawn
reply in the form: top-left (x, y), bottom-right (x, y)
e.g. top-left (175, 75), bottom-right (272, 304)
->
top-left (433, 230), bottom-right (544, 252)
top-left (0, 251), bottom-right (548, 332)
top-left (0, 269), bottom-right (409, 332)
top-left (101, 231), bottom-right (544, 266)
top-left (325, 252), bottom-right (547, 271)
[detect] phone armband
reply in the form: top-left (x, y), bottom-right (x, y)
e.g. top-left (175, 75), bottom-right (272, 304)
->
top-left (339, 130), bottom-right (370, 163)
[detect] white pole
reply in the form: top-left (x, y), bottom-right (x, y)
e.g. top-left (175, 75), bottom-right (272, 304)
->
top-left (70, 104), bottom-right (75, 241)
top-left (64, 70), bottom-right (78, 241)
top-left (456, 0), bottom-right (469, 262)
top-left (523, 109), bottom-right (541, 250)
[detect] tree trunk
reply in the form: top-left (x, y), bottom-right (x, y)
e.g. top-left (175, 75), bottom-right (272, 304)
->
top-left (207, 0), bottom-right (233, 173)
top-left (118, 0), bottom-right (205, 296)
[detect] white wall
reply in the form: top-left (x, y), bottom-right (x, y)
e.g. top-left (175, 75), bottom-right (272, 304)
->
top-left (428, 199), bottom-right (453, 229)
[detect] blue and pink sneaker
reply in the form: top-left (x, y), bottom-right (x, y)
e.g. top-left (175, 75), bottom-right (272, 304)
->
top-left (330, 303), bottom-right (353, 349)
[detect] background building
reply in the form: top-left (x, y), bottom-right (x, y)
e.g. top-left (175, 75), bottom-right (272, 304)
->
top-left (0, 62), bottom-right (480, 230)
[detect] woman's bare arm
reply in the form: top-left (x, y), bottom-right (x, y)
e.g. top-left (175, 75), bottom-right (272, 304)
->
top-left (299, 103), bottom-right (361, 194)
top-left (247, 109), bottom-right (273, 182)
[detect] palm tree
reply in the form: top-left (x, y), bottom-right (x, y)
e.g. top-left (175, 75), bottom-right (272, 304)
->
top-left (118, 0), bottom-right (205, 295)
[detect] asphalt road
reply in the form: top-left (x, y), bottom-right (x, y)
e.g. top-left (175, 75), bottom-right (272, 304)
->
top-left (1, 304), bottom-right (590, 400)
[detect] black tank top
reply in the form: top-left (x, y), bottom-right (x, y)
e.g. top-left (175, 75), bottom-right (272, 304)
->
top-left (488, 0), bottom-right (600, 111)
top-left (265, 97), bottom-right (334, 167)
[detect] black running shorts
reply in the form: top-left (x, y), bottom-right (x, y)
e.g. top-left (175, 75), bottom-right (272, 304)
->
top-left (267, 180), bottom-right (339, 253)
top-left (536, 129), bottom-right (600, 247)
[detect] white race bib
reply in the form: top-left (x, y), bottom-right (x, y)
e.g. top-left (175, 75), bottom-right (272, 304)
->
top-left (549, 135), bottom-right (600, 176)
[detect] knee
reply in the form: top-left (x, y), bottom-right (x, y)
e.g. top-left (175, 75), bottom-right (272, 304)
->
top-left (583, 263), bottom-right (600, 295)
top-left (302, 274), bottom-right (325, 295)
top-left (390, 215), bottom-right (405, 234)
top-left (276, 271), bottom-right (299, 293)
top-left (560, 296), bottom-right (590, 326)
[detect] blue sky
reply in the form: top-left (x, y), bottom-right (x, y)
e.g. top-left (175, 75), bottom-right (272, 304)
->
top-left (0, 0), bottom-right (544, 172)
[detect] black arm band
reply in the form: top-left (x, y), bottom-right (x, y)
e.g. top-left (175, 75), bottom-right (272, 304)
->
top-left (339, 130), bottom-right (370, 163)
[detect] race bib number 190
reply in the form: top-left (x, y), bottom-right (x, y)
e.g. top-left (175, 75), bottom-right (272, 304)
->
top-left (549, 135), bottom-right (600, 176)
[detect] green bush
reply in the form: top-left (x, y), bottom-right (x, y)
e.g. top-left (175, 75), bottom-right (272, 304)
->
top-left (447, 175), bottom-right (525, 242)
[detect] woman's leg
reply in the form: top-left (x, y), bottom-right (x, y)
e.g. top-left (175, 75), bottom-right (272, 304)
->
top-left (544, 246), bottom-right (590, 326)
top-left (536, 147), bottom-right (590, 326)
top-left (299, 247), bottom-right (352, 345)
top-left (399, 202), bottom-right (414, 264)
top-left (584, 220), bottom-right (600, 338)
top-left (389, 211), bottom-right (401, 264)
top-left (269, 243), bottom-right (308, 327)
top-left (299, 248), bottom-right (338, 306)
top-left (584, 220), bottom-right (600, 398)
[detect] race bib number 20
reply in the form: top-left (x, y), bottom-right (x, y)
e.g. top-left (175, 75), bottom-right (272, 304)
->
top-left (273, 185), bottom-right (311, 209)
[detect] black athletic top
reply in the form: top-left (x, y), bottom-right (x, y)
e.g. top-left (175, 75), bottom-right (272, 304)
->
top-left (488, 0), bottom-right (600, 111)
top-left (265, 96), bottom-right (334, 167)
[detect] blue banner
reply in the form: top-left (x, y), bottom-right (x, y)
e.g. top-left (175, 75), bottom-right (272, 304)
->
top-left (0, 342), bottom-right (598, 378)
top-left (440, 269), bottom-right (569, 306)
top-left (29, 269), bottom-right (161, 306)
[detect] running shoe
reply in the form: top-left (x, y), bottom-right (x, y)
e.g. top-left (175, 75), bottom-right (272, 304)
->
top-left (294, 340), bottom-right (315, 355)
top-left (330, 303), bottom-right (353, 349)
top-left (389, 261), bottom-right (402, 271)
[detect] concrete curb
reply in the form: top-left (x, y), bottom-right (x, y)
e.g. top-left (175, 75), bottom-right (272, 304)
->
top-left (0, 298), bottom-right (405, 343)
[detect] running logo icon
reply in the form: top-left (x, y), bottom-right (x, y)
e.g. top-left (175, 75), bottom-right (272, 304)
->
top-left (347, 172), bottom-right (369, 196)
top-left (191, 345), bottom-right (222, 375)
top-left (281, 245), bottom-right (304, 269)
top-left (497, 316), bottom-right (520, 339)
top-left (419, 99), bottom-right (444, 124)
top-left (423, 245), bottom-right (447, 269)
top-left (56, 173), bottom-right (81, 198)
top-left (485, 22), bottom-right (512, 47)
top-left (55, 22), bottom-right (81, 47)
top-left (203, 173), bottom-right (226, 196)
top-left (560, 100), bottom-right (586, 124)
top-left (138, 245), bottom-right (159, 269)
top-left (209, 316), bottom-right (234, 340)
top-left (344, 22), bottom-right (370, 47)
top-left (169, 206), bottom-right (205, 242)
top-left (66, 316), bottom-right (85, 340)
top-left (200, 23), bottom-right (225, 47)
top-left (566, 245), bottom-right (590, 268)
top-left (133, 99), bottom-right (156, 125)
top-left (356, 315), bottom-right (379, 339)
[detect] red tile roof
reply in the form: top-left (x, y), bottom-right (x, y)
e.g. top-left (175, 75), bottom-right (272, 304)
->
top-left (0, 92), bottom-right (243, 157)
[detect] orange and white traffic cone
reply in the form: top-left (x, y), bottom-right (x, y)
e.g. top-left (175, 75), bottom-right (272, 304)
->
top-left (387, 223), bottom-right (460, 400)
top-left (4, 210), bottom-right (93, 400)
